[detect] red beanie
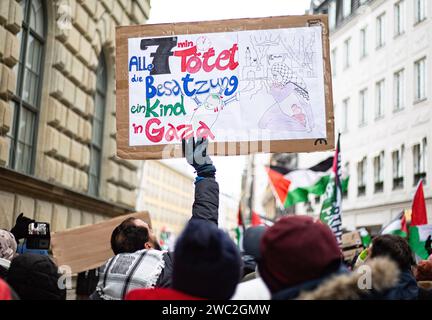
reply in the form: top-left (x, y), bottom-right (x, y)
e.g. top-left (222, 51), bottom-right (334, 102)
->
top-left (0, 278), bottom-right (12, 300)
top-left (259, 216), bottom-right (343, 293)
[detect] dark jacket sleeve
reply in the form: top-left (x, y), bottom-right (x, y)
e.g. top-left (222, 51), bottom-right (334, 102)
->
top-left (190, 177), bottom-right (219, 226)
top-left (155, 251), bottom-right (174, 288)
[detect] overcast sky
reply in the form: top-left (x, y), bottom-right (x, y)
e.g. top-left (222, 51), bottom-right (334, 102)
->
top-left (147, 0), bottom-right (311, 211)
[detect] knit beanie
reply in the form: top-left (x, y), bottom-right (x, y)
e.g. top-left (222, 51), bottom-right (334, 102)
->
top-left (173, 219), bottom-right (241, 299)
top-left (259, 215), bottom-right (343, 293)
top-left (0, 230), bottom-right (17, 261)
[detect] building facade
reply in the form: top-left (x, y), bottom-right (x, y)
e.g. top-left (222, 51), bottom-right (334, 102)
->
top-left (303, 0), bottom-right (432, 231)
top-left (136, 160), bottom-right (195, 240)
top-left (0, 0), bottom-right (151, 232)
top-left (137, 160), bottom-right (239, 243)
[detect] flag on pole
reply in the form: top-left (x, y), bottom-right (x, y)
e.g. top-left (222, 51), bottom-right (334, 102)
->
top-left (380, 211), bottom-right (408, 237)
top-left (251, 211), bottom-right (263, 226)
top-left (235, 205), bottom-right (245, 250)
top-left (319, 133), bottom-right (343, 244)
top-left (409, 180), bottom-right (430, 260)
top-left (359, 228), bottom-right (372, 247)
top-left (266, 156), bottom-right (344, 208)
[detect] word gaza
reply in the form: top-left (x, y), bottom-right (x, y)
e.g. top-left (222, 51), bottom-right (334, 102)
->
top-left (132, 118), bottom-right (215, 143)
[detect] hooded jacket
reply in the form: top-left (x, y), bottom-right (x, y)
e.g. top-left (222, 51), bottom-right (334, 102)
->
top-left (6, 253), bottom-right (66, 300)
top-left (290, 258), bottom-right (411, 300)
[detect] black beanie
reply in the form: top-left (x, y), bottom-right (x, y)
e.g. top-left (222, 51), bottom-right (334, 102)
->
top-left (7, 253), bottom-right (66, 300)
top-left (173, 219), bottom-right (241, 300)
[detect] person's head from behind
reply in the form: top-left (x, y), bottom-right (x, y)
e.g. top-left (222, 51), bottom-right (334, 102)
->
top-left (0, 229), bottom-right (17, 261)
top-left (7, 253), bottom-right (66, 300)
top-left (111, 217), bottom-right (161, 255)
top-left (173, 219), bottom-right (242, 300)
top-left (259, 215), bottom-right (343, 294)
top-left (370, 234), bottom-right (415, 271)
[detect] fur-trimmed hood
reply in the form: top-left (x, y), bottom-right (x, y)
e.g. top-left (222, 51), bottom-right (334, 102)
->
top-left (297, 258), bottom-right (401, 300)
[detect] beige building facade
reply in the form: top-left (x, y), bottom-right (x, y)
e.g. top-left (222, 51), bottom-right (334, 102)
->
top-left (137, 160), bottom-right (195, 239)
top-left (0, 0), bottom-right (151, 232)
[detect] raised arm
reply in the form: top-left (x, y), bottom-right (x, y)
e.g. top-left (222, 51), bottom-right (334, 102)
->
top-left (183, 137), bottom-right (219, 226)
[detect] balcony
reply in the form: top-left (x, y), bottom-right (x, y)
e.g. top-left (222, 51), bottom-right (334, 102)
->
top-left (374, 181), bottom-right (384, 193)
top-left (392, 177), bottom-right (404, 190)
top-left (414, 172), bottom-right (427, 186)
top-left (357, 185), bottom-right (366, 197)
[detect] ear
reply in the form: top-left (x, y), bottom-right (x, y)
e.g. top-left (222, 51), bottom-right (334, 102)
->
top-left (144, 242), bottom-right (153, 250)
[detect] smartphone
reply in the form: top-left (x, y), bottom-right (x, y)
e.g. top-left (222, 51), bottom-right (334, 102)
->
top-left (26, 222), bottom-right (51, 250)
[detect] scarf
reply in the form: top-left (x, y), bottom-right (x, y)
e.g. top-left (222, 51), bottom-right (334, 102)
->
top-left (95, 249), bottom-right (166, 300)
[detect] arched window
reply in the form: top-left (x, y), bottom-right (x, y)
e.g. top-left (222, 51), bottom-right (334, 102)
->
top-left (88, 53), bottom-right (107, 196)
top-left (8, 0), bottom-right (46, 174)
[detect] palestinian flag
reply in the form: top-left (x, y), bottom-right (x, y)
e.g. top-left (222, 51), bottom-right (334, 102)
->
top-left (359, 228), bottom-right (372, 247)
top-left (235, 206), bottom-right (245, 250)
top-left (266, 156), bottom-right (335, 208)
top-left (319, 133), bottom-right (343, 244)
top-left (380, 211), bottom-right (408, 237)
top-left (409, 224), bottom-right (432, 260)
top-left (251, 211), bottom-right (263, 226)
top-left (409, 181), bottom-right (430, 260)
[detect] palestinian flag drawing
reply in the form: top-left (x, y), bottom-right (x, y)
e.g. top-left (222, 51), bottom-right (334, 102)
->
top-left (380, 211), bottom-right (408, 237)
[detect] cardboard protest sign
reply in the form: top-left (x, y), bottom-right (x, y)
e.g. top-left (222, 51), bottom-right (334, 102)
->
top-left (116, 15), bottom-right (334, 159)
top-left (50, 212), bottom-right (151, 274)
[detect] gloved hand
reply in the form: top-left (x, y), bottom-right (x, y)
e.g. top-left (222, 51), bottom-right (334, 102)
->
top-left (10, 213), bottom-right (35, 244)
top-left (425, 235), bottom-right (432, 256)
top-left (182, 137), bottom-right (216, 178)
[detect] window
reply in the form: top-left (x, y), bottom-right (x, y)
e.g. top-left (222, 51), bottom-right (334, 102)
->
top-left (413, 138), bottom-right (427, 185)
top-left (394, 1), bottom-right (405, 36)
top-left (342, 98), bottom-right (349, 133)
top-left (392, 146), bottom-right (404, 190)
top-left (414, 0), bottom-right (427, 24)
top-left (342, 162), bottom-right (349, 199)
top-left (329, 0), bottom-right (337, 30)
top-left (88, 53), bottom-right (107, 196)
top-left (376, 13), bottom-right (386, 49)
top-left (359, 88), bottom-right (368, 126)
top-left (343, 0), bottom-right (352, 18)
top-left (374, 151), bottom-right (384, 193)
top-left (344, 38), bottom-right (351, 69)
top-left (360, 27), bottom-right (368, 58)
top-left (7, 0), bottom-right (46, 174)
top-left (375, 79), bottom-right (385, 119)
top-left (393, 69), bottom-right (405, 111)
top-left (414, 58), bottom-right (427, 102)
top-left (357, 157), bottom-right (367, 196)
top-left (331, 48), bottom-right (337, 77)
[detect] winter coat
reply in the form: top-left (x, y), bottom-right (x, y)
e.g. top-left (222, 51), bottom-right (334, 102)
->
top-left (92, 176), bottom-right (219, 300)
top-left (418, 281), bottom-right (432, 300)
top-left (232, 277), bottom-right (271, 300)
top-left (6, 253), bottom-right (66, 300)
top-left (288, 258), bottom-right (421, 300)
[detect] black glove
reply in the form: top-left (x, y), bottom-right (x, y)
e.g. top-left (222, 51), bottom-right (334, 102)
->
top-left (182, 137), bottom-right (216, 178)
top-left (426, 235), bottom-right (432, 256)
top-left (10, 213), bottom-right (35, 243)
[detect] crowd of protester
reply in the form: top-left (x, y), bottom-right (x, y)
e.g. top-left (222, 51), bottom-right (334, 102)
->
top-left (0, 138), bottom-right (431, 300)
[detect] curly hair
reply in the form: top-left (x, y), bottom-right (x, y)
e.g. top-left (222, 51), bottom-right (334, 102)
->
top-left (370, 234), bottom-right (415, 271)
